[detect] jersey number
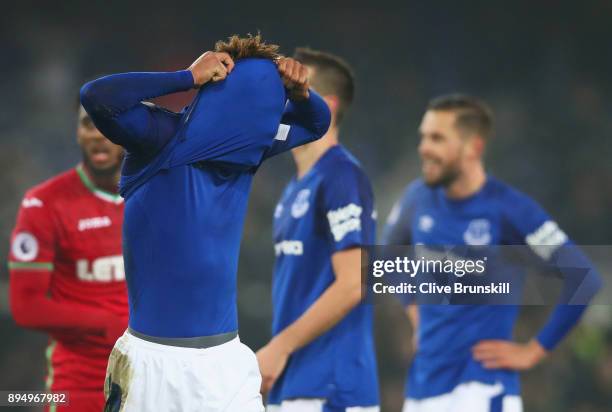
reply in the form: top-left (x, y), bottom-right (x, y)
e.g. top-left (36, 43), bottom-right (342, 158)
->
top-left (76, 256), bottom-right (125, 282)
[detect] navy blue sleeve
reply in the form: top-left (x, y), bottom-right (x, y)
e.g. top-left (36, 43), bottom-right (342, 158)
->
top-left (503, 189), bottom-right (602, 350)
top-left (381, 182), bottom-right (419, 245)
top-left (535, 243), bottom-right (603, 350)
top-left (321, 162), bottom-right (375, 252)
top-left (80, 70), bottom-right (194, 155)
top-left (262, 90), bottom-right (331, 159)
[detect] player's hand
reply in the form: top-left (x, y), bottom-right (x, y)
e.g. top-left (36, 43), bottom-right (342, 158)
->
top-left (276, 57), bottom-right (310, 101)
top-left (188, 51), bottom-right (235, 88)
top-left (472, 339), bottom-right (547, 370)
top-left (256, 340), bottom-right (290, 393)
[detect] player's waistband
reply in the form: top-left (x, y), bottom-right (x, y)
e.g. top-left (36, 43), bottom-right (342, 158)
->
top-left (127, 327), bottom-right (238, 349)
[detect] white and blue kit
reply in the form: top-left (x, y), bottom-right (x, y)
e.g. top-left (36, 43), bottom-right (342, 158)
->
top-left (81, 59), bottom-right (331, 412)
top-left (383, 177), bottom-right (601, 412)
top-left (268, 145), bottom-right (380, 412)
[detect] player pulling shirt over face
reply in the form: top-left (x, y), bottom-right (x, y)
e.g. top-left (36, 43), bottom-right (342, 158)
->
top-left (81, 35), bottom-right (330, 412)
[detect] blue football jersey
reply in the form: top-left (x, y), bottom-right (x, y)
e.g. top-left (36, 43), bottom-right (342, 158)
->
top-left (269, 145), bottom-right (379, 407)
top-left (382, 176), bottom-right (581, 400)
top-left (82, 59), bottom-right (331, 338)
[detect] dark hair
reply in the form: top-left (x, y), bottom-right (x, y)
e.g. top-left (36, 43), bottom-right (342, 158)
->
top-left (215, 33), bottom-right (281, 61)
top-left (427, 94), bottom-right (494, 139)
top-left (293, 47), bottom-right (355, 124)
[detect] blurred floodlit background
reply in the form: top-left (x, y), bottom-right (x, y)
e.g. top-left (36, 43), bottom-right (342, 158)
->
top-left (1, 1), bottom-right (611, 411)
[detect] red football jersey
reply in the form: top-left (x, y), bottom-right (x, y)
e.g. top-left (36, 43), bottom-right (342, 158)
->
top-left (9, 165), bottom-right (127, 392)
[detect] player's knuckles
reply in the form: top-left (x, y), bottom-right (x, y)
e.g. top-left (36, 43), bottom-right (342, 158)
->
top-left (217, 52), bottom-right (231, 61)
top-left (287, 64), bottom-right (297, 75)
top-left (294, 64), bottom-right (303, 77)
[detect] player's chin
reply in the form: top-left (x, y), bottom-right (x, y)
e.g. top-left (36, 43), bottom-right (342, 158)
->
top-left (87, 159), bottom-right (122, 176)
top-left (422, 172), bottom-right (443, 187)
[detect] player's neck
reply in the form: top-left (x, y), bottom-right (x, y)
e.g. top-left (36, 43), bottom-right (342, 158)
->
top-left (293, 126), bottom-right (339, 179)
top-left (82, 164), bottom-right (121, 194)
top-left (444, 162), bottom-right (487, 200)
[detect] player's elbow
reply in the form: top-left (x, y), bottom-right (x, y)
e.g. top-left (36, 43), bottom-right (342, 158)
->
top-left (80, 79), bottom-right (113, 119)
top-left (9, 282), bottom-right (44, 328)
top-left (590, 270), bottom-right (604, 296)
top-left (575, 266), bottom-right (604, 303)
top-left (347, 283), bottom-right (364, 307)
top-left (79, 81), bottom-right (99, 112)
top-left (336, 278), bottom-right (364, 308)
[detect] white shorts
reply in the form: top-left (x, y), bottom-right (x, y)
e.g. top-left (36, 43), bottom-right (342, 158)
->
top-left (104, 331), bottom-right (264, 412)
top-left (402, 382), bottom-right (522, 412)
top-left (266, 399), bottom-right (379, 412)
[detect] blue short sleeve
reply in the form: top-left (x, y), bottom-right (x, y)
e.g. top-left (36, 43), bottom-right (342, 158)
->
top-left (502, 188), bottom-right (569, 259)
top-left (320, 162), bottom-right (375, 252)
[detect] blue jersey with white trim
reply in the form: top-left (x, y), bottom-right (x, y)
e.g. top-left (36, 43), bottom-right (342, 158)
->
top-left (269, 145), bottom-right (379, 407)
top-left (383, 176), bottom-right (600, 400)
top-left (81, 59), bottom-right (331, 338)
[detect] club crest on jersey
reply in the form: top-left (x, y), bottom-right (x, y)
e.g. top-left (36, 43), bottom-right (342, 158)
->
top-left (291, 189), bottom-right (311, 218)
top-left (418, 214), bottom-right (434, 232)
top-left (11, 232), bottom-right (39, 262)
top-left (463, 219), bottom-right (491, 245)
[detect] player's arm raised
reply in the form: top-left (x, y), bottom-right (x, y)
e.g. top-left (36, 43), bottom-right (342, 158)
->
top-left (80, 51), bottom-right (234, 154)
top-left (262, 58), bottom-right (331, 159)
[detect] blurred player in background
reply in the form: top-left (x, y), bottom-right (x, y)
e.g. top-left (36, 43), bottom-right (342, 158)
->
top-left (383, 95), bottom-right (602, 412)
top-left (80, 35), bottom-right (330, 411)
top-left (8, 104), bottom-right (128, 411)
top-left (258, 48), bottom-right (379, 412)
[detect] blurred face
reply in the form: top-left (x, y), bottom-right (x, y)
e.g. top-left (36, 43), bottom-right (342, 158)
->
top-left (76, 106), bottom-right (124, 176)
top-left (418, 110), bottom-right (468, 187)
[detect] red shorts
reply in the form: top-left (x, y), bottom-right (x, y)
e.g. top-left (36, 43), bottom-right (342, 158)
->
top-left (44, 391), bottom-right (104, 412)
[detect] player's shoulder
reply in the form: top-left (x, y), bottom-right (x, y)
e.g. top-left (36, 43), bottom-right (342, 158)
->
top-left (316, 146), bottom-right (374, 200)
top-left (318, 145), bottom-right (368, 181)
top-left (485, 176), bottom-right (548, 229)
top-left (384, 179), bottom-right (428, 229)
top-left (22, 168), bottom-right (79, 206)
top-left (485, 176), bottom-right (540, 210)
top-left (399, 178), bottom-right (432, 206)
top-left (406, 178), bottom-right (430, 196)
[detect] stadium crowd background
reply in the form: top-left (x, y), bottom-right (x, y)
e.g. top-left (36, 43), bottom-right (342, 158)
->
top-left (1, 2), bottom-right (611, 411)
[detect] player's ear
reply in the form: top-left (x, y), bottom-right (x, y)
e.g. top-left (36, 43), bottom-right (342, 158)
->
top-left (471, 135), bottom-right (486, 158)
